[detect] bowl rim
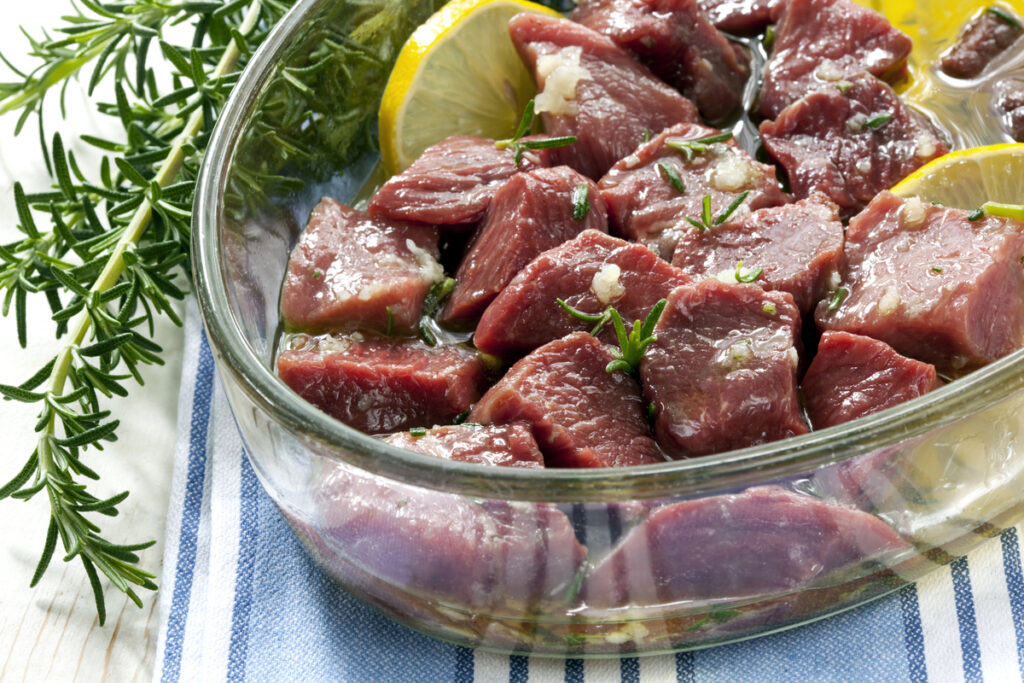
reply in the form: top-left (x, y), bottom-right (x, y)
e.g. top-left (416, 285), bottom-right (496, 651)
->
top-left (192, 0), bottom-right (1024, 502)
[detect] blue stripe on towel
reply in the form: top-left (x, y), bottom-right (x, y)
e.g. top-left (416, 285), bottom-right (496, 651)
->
top-left (227, 450), bottom-right (260, 681)
top-left (898, 584), bottom-right (927, 683)
top-left (1001, 527), bottom-right (1024, 677)
top-left (509, 654), bottom-right (528, 682)
top-left (160, 331), bottom-right (215, 683)
top-left (951, 556), bottom-right (983, 682)
top-left (675, 651), bottom-right (695, 682)
top-left (565, 656), bottom-right (584, 682)
top-left (620, 656), bottom-right (639, 682)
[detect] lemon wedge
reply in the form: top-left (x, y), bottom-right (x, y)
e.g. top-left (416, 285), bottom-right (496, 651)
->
top-left (378, 0), bottom-right (561, 175)
top-left (890, 143), bottom-right (1024, 209)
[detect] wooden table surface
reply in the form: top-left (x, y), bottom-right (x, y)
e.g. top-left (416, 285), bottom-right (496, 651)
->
top-left (0, 3), bottom-right (183, 680)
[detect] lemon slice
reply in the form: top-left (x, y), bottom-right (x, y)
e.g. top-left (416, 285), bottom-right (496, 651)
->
top-left (890, 143), bottom-right (1024, 209)
top-left (378, 0), bottom-right (561, 174)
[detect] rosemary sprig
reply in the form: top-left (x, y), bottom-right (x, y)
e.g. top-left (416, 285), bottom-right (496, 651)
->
top-left (0, 0), bottom-right (298, 624)
top-left (557, 298), bottom-right (667, 375)
top-left (494, 99), bottom-right (577, 166)
top-left (665, 131), bottom-right (733, 162)
top-left (686, 191), bottom-right (750, 231)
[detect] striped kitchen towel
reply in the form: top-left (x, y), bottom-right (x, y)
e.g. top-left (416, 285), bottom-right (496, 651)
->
top-left (154, 300), bottom-right (1024, 682)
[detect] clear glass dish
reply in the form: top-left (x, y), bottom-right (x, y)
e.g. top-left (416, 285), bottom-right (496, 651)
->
top-left (192, 0), bottom-right (1024, 656)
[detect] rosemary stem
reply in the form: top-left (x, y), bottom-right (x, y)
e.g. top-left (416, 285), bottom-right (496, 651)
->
top-left (37, 0), bottom-right (265, 493)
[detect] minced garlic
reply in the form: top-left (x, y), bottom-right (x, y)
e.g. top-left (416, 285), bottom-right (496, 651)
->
top-left (591, 263), bottom-right (625, 304)
top-left (535, 47), bottom-right (590, 116)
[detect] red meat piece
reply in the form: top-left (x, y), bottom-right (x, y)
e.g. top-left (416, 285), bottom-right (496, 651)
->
top-left (640, 279), bottom-right (807, 457)
top-left (758, 0), bottom-right (911, 119)
top-left (572, 0), bottom-right (750, 122)
top-left (443, 166), bottom-right (606, 324)
top-left (509, 13), bottom-right (700, 180)
top-left (470, 332), bottom-right (663, 468)
top-left (277, 335), bottom-right (486, 434)
top-left (380, 423), bottom-right (545, 468)
top-left (816, 191), bottom-right (1024, 372)
top-left (803, 331), bottom-right (941, 429)
top-left (600, 121), bottom-right (790, 258)
top-left (280, 199), bottom-right (441, 334)
top-left (474, 230), bottom-right (691, 357)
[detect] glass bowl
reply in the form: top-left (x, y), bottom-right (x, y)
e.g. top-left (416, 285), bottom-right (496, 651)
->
top-left (192, 0), bottom-right (1024, 656)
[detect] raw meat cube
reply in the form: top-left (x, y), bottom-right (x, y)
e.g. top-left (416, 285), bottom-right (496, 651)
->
top-left (816, 191), bottom-right (1024, 372)
top-left (381, 423), bottom-right (545, 468)
top-left (758, 0), bottom-right (911, 119)
top-left (940, 6), bottom-right (1024, 79)
top-left (640, 279), bottom-right (807, 457)
top-left (802, 331), bottom-right (940, 429)
top-left (699, 0), bottom-right (777, 34)
top-left (994, 77), bottom-right (1024, 141)
top-left (369, 135), bottom-right (548, 227)
top-left (281, 198), bottom-right (442, 334)
top-left (509, 13), bottom-right (700, 180)
top-left (581, 485), bottom-right (911, 607)
top-left (572, 0), bottom-right (751, 122)
top-left (317, 463), bottom-right (586, 610)
top-left (474, 230), bottom-right (691, 356)
top-left (277, 334), bottom-right (486, 434)
top-left (670, 193), bottom-right (844, 314)
top-left (470, 332), bottom-right (663, 468)
top-left (760, 74), bottom-right (947, 215)
top-left (600, 121), bottom-right (790, 259)
top-left (443, 166), bottom-right (606, 324)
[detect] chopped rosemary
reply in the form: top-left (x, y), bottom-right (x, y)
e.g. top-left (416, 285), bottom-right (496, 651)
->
top-left (865, 112), bottom-right (893, 130)
top-left (409, 427), bottom-right (427, 438)
top-left (734, 261), bottom-right (763, 283)
top-left (968, 207), bottom-right (986, 221)
top-left (495, 99), bottom-right (577, 165)
top-left (828, 286), bottom-right (849, 312)
top-left (385, 306), bottom-right (394, 336)
top-left (836, 80), bottom-right (853, 94)
top-left (657, 161), bottom-right (686, 193)
top-left (312, 269), bottom-right (323, 279)
top-left (686, 191), bottom-right (750, 230)
top-left (666, 131), bottom-right (733, 161)
top-left (571, 183), bottom-right (591, 220)
top-left (557, 298), bottom-right (668, 375)
top-left (930, 266), bottom-right (943, 274)
top-left (986, 6), bottom-right (1021, 29)
top-left (419, 277), bottom-right (454, 346)
top-left (981, 201), bottom-right (1024, 221)
top-left (642, 128), bottom-right (652, 143)
top-left (763, 24), bottom-right (776, 51)
top-left (762, 302), bottom-right (777, 315)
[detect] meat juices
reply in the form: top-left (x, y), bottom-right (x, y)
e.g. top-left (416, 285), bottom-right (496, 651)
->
top-left (280, 198), bottom-right (442, 335)
top-left (470, 332), bottom-right (663, 468)
top-left (443, 166), bottom-right (607, 324)
top-left (474, 230), bottom-right (691, 356)
top-left (640, 280), bottom-right (807, 458)
top-left (758, 0), bottom-right (911, 120)
top-left (509, 13), bottom-right (700, 180)
top-left (802, 331), bottom-right (940, 429)
top-left (817, 192), bottom-right (1024, 372)
top-left (572, 0), bottom-right (750, 122)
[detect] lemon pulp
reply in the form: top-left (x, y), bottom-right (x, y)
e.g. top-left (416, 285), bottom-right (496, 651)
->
top-left (378, 0), bottom-right (560, 174)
